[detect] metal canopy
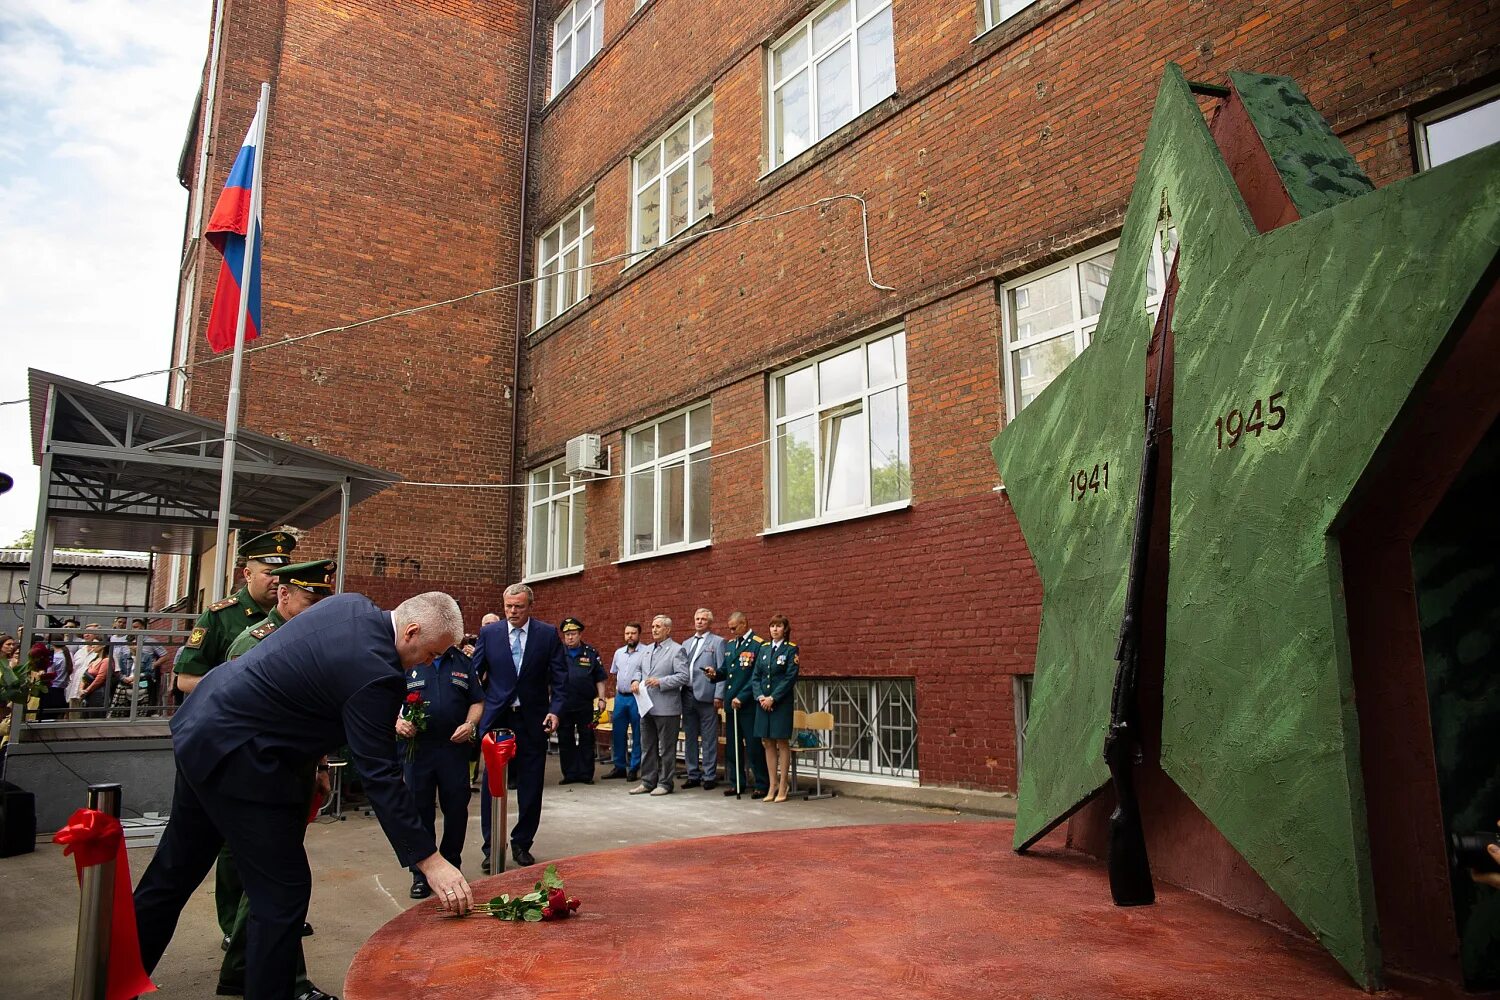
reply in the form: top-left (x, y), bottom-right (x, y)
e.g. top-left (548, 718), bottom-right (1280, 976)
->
top-left (27, 368), bottom-right (397, 551)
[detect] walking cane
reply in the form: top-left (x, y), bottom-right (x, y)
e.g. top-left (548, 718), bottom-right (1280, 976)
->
top-left (733, 705), bottom-right (742, 800)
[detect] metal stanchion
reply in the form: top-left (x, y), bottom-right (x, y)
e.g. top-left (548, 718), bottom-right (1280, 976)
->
top-left (487, 762), bottom-right (508, 875)
top-left (72, 783), bottom-right (121, 1000)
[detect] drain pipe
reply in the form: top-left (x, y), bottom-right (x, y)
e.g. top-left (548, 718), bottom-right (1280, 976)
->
top-left (506, 0), bottom-right (541, 583)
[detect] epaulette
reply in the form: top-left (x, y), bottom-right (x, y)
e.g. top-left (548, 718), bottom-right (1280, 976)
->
top-left (248, 621), bottom-right (278, 640)
top-left (751, 634), bottom-right (764, 642)
top-left (209, 597), bottom-right (238, 612)
top-left (786, 640), bottom-right (798, 648)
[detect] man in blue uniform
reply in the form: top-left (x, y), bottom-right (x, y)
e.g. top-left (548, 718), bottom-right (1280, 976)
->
top-left (473, 583), bottom-right (567, 870)
top-left (397, 642), bottom-right (482, 898)
top-left (132, 592), bottom-right (472, 1000)
top-left (555, 617), bottom-right (607, 785)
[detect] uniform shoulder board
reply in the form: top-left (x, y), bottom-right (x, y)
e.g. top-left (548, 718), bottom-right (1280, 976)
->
top-left (249, 621), bottom-right (278, 640)
top-left (751, 634), bottom-right (764, 642)
top-left (786, 640), bottom-right (799, 648)
top-left (209, 597), bottom-right (238, 612)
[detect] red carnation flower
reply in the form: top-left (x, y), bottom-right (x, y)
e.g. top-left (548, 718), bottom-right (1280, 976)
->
top-left (406, 692), bottom-right (420, 704)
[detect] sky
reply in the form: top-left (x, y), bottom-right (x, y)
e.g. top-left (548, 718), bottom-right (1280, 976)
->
top-left (0, 0), bottom-right (206, 547)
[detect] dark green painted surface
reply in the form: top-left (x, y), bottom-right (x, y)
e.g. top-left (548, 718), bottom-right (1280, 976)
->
top-left (1162, 90), bottom-right (1499, 988)
top-left (990, 65), bottom-right (1254, 851)
top-left (1228, 71), bottom-right (1374, 216)
top-left (1414, 424), bottom-right (1500, 990)
top-left (991, 63), bottom-right (1500, 987)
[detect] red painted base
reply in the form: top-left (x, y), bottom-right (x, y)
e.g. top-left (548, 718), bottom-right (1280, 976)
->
top-left (345, 823), bottom-right (1459, 998)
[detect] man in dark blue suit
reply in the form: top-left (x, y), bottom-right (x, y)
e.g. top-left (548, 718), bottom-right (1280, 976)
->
top-left (474, 582), bottom-right (567, 870)
top-left (132, 592), bottom-right (473, 1000)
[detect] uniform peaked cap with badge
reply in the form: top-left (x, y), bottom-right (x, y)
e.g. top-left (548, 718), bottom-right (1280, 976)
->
top-left (272, 559), bottom-right (337, 595)
top-left (238, 529), bottom-right (298, 567)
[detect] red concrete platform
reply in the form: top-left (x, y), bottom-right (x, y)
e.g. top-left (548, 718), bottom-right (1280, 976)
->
top-left (346, 822), bottom-right (1458, 999)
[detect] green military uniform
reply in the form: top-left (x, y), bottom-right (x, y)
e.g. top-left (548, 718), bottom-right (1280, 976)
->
top-left (175, 530), bottom-right (297, 682)
top-left (722, 629), bottom-right (769, 796)
top-left (216, 558), bottom-right (336, 1000)
top-left (176, 533), bottom-right (294, 952)
top-left (751, 638), bottom-right (799, 740)
top-left (226, 608), bottom-right (285, 660)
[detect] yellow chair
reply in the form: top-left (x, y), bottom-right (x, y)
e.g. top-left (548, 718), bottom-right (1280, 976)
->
top-left (789, 710), bottom-right (836, 800)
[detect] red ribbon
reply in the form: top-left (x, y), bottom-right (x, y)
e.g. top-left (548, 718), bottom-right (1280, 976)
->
top-left (481, 731), bottom-right (517, 797)
top-left (53, 808), bottom-right (157, 1000)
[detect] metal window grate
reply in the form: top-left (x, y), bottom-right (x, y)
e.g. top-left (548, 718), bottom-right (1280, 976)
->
top-left (795, 677), bottom-right (917, 778)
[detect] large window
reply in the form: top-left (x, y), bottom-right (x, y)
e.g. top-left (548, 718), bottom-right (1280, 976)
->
top-left (551, 0), bottom-right (605, 97)
top-left (771, 327), bottom-right (910, 529)
top-left (526, 460), bottom-right (585, 579)
top-left (1415, 86), bottom-right (1500, 169)
top-left (768, 0), bottom-right (895, 169)
top-left (633, 99), bottom-right (714, 254)
top-left (534, 199), bottom-right (595, 329)
top-left (795, 678), bottom-right (918, 779)
top-left (623, 402), bottom-right (711, 557)
top-left (1001, 229), bottom-right (1177, 415)
top-left (980, 0), bottom-right (1041, 32)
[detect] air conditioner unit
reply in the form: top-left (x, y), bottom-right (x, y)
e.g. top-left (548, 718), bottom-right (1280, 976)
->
top-left (564, 433), bottom-right (609, 478)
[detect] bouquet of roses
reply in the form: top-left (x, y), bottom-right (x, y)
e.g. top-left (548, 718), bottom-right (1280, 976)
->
top-left (400, 691), bottom-right (429, 763)
top-left (472, 864), bottom-right (581, 922)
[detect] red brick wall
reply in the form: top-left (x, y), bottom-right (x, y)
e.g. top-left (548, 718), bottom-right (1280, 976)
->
top-left (515, 0), bottom-right (1497, 797)
top-left (170, 0), bottom-right (533, 629)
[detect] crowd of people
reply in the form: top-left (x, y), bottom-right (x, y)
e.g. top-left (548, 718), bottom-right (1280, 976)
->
top-left (2, 615), bottom-right (175, 727)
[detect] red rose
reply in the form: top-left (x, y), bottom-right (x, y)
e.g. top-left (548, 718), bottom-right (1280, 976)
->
top-left (566, 897), bottom-right (580, 911)
top-left (548, 887), bottom-right (567, 909)
top-left (540, 906), bottom-right (555, 920)
top-left (406, 692), bottom-right (420, 704)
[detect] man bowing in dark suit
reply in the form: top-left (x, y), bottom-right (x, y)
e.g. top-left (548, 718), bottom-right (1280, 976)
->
top-left (132, 592), bottom-right (472, 1000)
top-left (474, 582), bottom-right (568, 870)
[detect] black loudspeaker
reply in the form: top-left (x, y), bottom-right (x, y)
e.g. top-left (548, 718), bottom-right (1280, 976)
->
top-left (0, 780), bottom-right (37, 857)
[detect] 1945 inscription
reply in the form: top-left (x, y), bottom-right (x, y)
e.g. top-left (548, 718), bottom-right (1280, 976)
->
top-left (1214, 391), bottom-right (1287, 449)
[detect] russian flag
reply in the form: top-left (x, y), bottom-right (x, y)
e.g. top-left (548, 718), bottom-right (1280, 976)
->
top-left (204, 106), bottom-right (264, 353)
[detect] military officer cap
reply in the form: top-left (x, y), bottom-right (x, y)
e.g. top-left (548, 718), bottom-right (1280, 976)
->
top-left (560, 616), bottom-right (584, 632)
top-left (271, 559), bottom-right (337, 595)
top-left (238, 530), bottom-right (298, 566)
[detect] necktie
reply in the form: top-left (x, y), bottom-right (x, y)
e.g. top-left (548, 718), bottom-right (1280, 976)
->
top-left (688, 635), bottom-right (702, 667)
top-left (511, 627), bottom-right (523, 668)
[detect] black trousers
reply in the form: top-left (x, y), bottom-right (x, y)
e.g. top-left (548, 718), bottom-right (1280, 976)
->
top-left (480, 706), bottom-right (546, 853)
top-left (556, 709), bottom-right (596, 781)
top-left (403, 740), bottom-right (471, 872)
top-left (134, 763), bottom-right (310, 1000)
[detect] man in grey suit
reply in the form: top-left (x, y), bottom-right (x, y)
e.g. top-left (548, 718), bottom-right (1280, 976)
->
top-left (680, 608), bottom-right (727, 790)
top-left (628, 615), bottom-right (689, 796)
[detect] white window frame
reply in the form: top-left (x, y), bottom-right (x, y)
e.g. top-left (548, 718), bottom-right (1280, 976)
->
top-left (533, 198), bottom-right (595, 329)
top-left (621, 401), bottom-right (712, 559)
top-left (1414, 84), bottom-right (1500, 170)
top-left (1000, 229), bottom-right (1176, 417)
top-left (795, 677), bottom-right (918, 781)
top-left (767, 0), bottom-right (896, 171)
top-left (632, 97), bottom-right (714, 255)
top-left (525, 460), bottom-right (585, 581)
top-left (769, 326), bottom-right (911, 530)
top-left (979, 0), bottom-right (1041, 34)
top-left (550, 0), bottom-right (606, 98)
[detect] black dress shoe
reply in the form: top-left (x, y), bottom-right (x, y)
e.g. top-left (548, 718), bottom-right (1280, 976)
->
top-left (481, 857), bottom-right (491, 875)
top-left (221, 934), bottom-right (231, 952)
top-left (215, 981), bottom-right (243, 996)
top-left (293, 986), bottom-right (339, 1000)
top-left (626, 769), bottom-right (639, 781)
top-left (703, 780), bottom-right (717, 790)
top-left (581, 778), bottom-right (594, 784)
top-left (302, 921), bottom-right (314, 937)
top-left (512, 845), bottom-right (536, 867)
top-left (750, 790), bottom-right (767, 800)
top-left (601, 768), bottom-right (626, 779)
top-left (684, 778), bottom-right (701, 788)
top-left (410, 880), bottom-right (431, 899)
top-left (559, 777), bottom-right (575, 785)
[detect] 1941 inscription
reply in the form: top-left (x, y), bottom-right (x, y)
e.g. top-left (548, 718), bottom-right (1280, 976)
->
top-left (1069, 462), bottom-right (1109, 501)
top-left (1214, 391), bottom-right (1287, 449)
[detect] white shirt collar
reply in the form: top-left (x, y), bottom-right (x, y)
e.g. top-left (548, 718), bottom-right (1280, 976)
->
top-left (510, 618), bottom-right (530, 636)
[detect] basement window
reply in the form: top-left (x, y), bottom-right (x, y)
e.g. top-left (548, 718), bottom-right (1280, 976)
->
top-left (795, 677), bottom-right (918, 779)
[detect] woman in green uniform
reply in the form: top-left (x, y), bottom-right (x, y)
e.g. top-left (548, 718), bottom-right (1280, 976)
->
top-left (751, 614), bottom-right (799, 803)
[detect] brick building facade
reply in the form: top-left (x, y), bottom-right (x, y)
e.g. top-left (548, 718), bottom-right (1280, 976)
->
top-left (167, 0), bottom-right (1498, 797)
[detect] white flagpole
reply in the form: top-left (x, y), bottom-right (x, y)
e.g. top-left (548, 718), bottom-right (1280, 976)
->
top-left (210, 82), bottom-right (270, 601)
